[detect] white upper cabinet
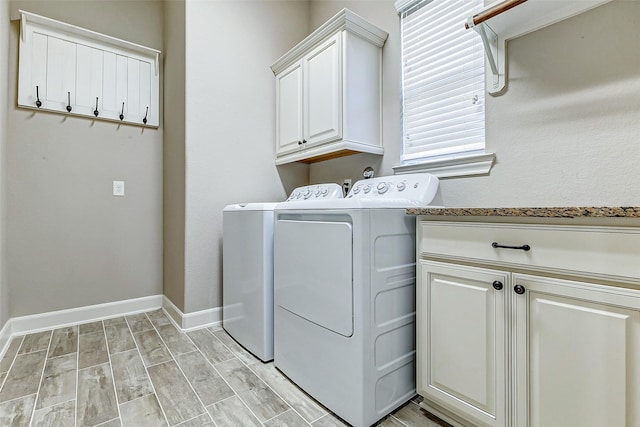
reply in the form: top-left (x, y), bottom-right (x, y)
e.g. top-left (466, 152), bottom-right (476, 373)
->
top-left (18, 10), bottom-right (160, 127)
top-left (271, 9), bottom-right (388, 165)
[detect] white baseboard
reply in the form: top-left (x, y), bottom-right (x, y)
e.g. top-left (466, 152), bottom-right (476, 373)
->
top-left (0, 319), bottom-right (12, 363)
top-left (10, 294), bottom-right (163, 336)
top-left (162, 296), bottom-right (222, 331)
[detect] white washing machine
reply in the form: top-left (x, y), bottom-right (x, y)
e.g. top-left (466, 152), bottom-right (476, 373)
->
top-left (222, 183), bottom-right (342, 362)
top-left (273, 173), bottom-right (439, 427)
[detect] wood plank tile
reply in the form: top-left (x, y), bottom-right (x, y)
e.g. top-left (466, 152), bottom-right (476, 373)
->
top-left (0, 337), bottom-right (24, 374)
top-left (133, 329), bottom-right (172, 367)
top-left (0, 350), bottom-right (47, 402)
top-left (103, 316), bottom-right (126, 326)
top-left (105, 322), bottom-right (136, 354)
top-left (36, 353), bottom-right (76, 409)
top-left (111, 349), bottom-right (154, 403)
top-left (215, 358), bottom-right (289, 421)
top-left (263, 409), bottom-right (309, 427)
top-left (207, 324), bottom-right (223, 332)
top-left (78, 321), bottom-right (103, 335)
top-left (126, 313), bottom-right (154, 333)
top-left (212, 330), bottom-right (260, 365)
top-left (175, 413), bottom-right (215, 426)
top-left (206, 395), bottom-right (261, 427)
top-left (32, 399), bottom-right (75, 427)
top-left (146, 309), bottom-right (171, 327)
top-left (120, 393), bottom-right (167, 426)
top-left (377, 415), bottom-right (411, 427)
top-left (238, 385), bottom-right (290, 422)
top-left (93, 419), bottom-right (121, 427)
top-left (147, 360), bottom-right (205, 425)
top-left (77, 363), bottom-right (119, 427)
top-left (174, 351), bottom-right (234, 406)
top-left (250, 362), bottom-right (326, 422)
top-left (215, 358), bottom-right (263, 392)
top-left (18, 331), bottom-right (51, 354)
top-left (78, 330), bottom-right (109, 369)
top-left (392, 402), bottom-right (443, 427)
top-left (187, 329), bottom-right (234, 365)
top-left (48, 327), bottom-right (78, 358)
top-left (155, 324), bottom-right (196, 356)
top-left (0, 394), bottom-right (36, 426)
top-left (311, 414), bottom-right (349, 427)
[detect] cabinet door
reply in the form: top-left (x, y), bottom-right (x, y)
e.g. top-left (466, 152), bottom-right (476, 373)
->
top-left (275, 61), bottom-right (304, 156)
top-left (303, 33), bottom-right (342, 146)
top-left (418, 261), bottom-right (508, 427)
top-left (513, 274), bottom-right (640, 427)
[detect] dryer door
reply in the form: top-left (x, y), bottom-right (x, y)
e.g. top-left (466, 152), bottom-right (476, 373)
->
top-left (275, 218), bottom-right (353, 337)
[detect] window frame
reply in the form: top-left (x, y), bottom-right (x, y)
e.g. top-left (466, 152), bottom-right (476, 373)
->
top-left (393, 0), bottom-right (495, 178)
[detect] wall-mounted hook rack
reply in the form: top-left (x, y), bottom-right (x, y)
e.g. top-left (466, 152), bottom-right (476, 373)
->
top-left (18, 10), bottom-right (161, 127)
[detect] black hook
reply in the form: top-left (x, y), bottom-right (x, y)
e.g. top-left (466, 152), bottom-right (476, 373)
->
top-left (35, 86), bottom-right (42, 108)
top-left (94, 97), bottom-right (99, 117)
top-left (143, 106), bottom-right (148, 124)
top-left (66, 92), bottom-right (72, 112)
top-left (119, 102), bottom-right (125, 121)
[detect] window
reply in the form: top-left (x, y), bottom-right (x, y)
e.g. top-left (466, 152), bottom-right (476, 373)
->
top-left (394, 0), bottom-right (494, 178)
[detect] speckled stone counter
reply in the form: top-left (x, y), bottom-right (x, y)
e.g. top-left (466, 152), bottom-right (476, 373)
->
top-left (407, 206), bottom-right (640, 218)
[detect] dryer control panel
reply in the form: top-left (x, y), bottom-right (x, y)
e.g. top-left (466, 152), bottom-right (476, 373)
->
top-left (347, 173), bottom-right (439, 205)
top-left (285, 183), bottom-right (343, 201)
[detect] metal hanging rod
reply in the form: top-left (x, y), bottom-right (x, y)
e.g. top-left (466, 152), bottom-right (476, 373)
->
top-left (465, 0), bottom-right (528, 30)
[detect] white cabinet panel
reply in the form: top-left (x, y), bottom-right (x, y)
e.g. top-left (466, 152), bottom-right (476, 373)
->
top-left (304, 33), bottom-right (341, 146)
top-left (513, 275), bottom-right (640, 427)
top-left (276, 62), bottom-right (303, 155)
top-left (418, 261), bottom-right (508, 427)
top-left (18, 10), bottom-right (160, 127)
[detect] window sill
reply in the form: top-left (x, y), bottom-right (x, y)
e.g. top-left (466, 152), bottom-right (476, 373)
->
top-left (393, 152), bottom-right (495, 179)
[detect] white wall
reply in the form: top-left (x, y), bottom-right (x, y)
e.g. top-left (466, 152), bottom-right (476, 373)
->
top-left (180, 0), bottom-right (309, 313)
top-left (309, 0), bottom-right (640, 207)
top-left (7, 1), bottom-right (164, 317)
top-left (0, 0), bottom-right (9, 329)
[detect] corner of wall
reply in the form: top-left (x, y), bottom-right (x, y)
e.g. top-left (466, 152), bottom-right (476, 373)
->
top-left (0, 0), bottom-right (10, 330)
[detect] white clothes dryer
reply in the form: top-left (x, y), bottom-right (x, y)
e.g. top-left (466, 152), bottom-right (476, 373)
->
top-left (273, 173), bottom-right (439, 427)
top-left (222, 183), bottom-right (342, 362)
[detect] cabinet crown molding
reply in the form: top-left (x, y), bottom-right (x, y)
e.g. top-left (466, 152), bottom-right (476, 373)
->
top-left (271, 8), bottom-right (388, 75)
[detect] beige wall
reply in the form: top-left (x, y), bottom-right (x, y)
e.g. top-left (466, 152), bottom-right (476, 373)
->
top-left (309, 0), bottom-right (640, 208)
top-left (7, 1), bottom-right (164, 317)
top-left (0, 0), bottom-right (9, 328)
top-left (163, 0), bottom-right (310, 314)
top-left (163, 0), bottom-right (186, 312)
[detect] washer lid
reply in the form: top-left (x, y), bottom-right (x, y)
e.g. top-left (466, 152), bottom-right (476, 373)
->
top-left (223, 202), bottom-right (278, 212)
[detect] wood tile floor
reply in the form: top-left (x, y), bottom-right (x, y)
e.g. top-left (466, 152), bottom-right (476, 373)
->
top-left (0, 309), bottom-right (447, 427)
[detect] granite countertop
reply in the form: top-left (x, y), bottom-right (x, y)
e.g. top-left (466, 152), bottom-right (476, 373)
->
top-left (407, 206), bottom-right (640, 218)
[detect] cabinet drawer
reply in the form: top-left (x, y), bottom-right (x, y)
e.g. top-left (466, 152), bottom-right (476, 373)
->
top-left (419, 221), bottom-right (640, 281)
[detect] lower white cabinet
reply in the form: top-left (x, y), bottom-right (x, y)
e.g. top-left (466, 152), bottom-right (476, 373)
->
top-left (417, 219), bottom-right (640, 427)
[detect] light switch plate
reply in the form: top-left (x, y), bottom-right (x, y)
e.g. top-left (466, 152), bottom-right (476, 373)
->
top-left (113, 180), bottom-right (125, 196)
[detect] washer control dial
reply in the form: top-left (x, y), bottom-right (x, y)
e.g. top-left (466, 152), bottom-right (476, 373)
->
top-left (363, 185), bottom-right (372, 194)
top-left (397, 182), bottom-right (406, 191)
top-left (376, 182), bottom-right (389, 194)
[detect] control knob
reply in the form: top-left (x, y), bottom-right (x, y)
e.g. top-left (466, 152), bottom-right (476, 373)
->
top-left (363, 185), bottom-right (372, 194)
top-left (353, 186), bottom-right (361, 194)
top-left (397, 182), bottom-right (406, 191)
top-left (303, 189), bottom-right (312, 199)
top-left (377, 182), bottom-right (389, 194)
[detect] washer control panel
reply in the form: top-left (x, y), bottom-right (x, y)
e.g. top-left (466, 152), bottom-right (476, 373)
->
top-left (347, 173), bottom-right (439, 204)
top-left (285, 183), bottom-right (343, 201)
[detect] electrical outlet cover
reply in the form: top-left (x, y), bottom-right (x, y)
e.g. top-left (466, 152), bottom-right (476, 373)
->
top-left (113, 180), bottom-right (125, 196)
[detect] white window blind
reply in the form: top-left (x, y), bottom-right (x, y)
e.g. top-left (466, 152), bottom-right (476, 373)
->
top-left (399, 0), bottom-right (485, 164)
